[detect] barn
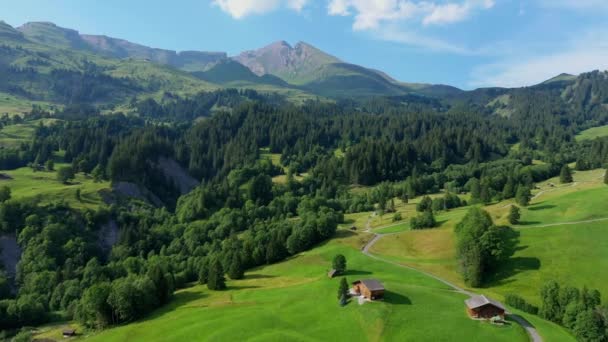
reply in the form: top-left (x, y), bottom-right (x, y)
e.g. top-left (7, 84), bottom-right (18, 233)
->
top-left (352, 279), bottom-right (385, 300)
top-left (465, 295), bottom-right (505, 319)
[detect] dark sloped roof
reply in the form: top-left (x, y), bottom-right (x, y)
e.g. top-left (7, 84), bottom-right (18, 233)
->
top-left (359, 279), bottom-right (384, 291)
top-left (465, 295), bottom-right (505, 310)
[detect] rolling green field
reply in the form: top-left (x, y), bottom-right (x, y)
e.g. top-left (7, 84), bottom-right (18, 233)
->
top-left (0, 119), bottom-right (60, 148)
top-left (1, 164), bottom-right (110, 210)
top-left (368, 169), bottom-right (607, 341)
top-left (61, 228), bottom-right (533, 342)
top-left (576, 125), bottom-right (608, 141)
top-left (0, 92), bottom-right (57, 116)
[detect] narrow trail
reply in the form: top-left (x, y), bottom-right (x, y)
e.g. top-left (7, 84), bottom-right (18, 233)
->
top-left (360, 218), bottom-right (542, 342)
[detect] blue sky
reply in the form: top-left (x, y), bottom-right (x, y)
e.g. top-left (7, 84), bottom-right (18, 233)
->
top-left (4, 0), bottom-right (608, 89)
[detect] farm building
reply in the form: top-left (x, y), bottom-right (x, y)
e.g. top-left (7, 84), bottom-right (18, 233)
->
top-left (465, 295), bottom-right (505, 319)
top-left (62, 329), bottom-right (77, 337)
top-left (352, 279), bottom-right (385, 300)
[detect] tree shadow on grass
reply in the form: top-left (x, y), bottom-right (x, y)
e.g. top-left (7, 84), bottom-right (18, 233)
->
top-left (436, 219), bottom-right (450, 227)
top-left (383, 290), bottom-right (412, 305)
top-left (343, 269), bottom-right (372, 276)
top-left (342, 218), bottom-right (356, 225)
top-left (484, 229), bottom-right (542, 286)
top-left (517, 220), bottom-right (542, 226)
top-left (227, 285), bottom-right (260, 291)
top-left (528, 204), bottom-right (556, 211)
top-left (245, 274), bottom-right (277, 280)
top-left (334, 229), bottom-right (356, 239)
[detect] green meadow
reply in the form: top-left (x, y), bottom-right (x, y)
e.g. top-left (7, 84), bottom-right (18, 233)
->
top-left (576, 125), bottom-right (608, 141)
top-left (75, 228), bottom-right (530, 342)
top-left (367, 169), bottom-right (607, 341)
top-left (0, 119), bottom-right (60, 148)
top-left (1, 164), bottom-right (110, 210)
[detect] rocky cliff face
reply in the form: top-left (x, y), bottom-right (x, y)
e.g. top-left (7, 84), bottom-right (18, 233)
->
top-left (232, 41), bottom-right (341, 83)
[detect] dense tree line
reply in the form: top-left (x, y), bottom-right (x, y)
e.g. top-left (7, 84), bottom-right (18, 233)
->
top-left (539, 281), bottom-right (607, 342)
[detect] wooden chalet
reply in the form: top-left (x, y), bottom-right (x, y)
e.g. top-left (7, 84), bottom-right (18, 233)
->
top-left (62, 329), bottom-right (77, 337)
top-left (352, 279), bottom-right (385, 300)
top-left (465, 295), bottom-right (505, 319)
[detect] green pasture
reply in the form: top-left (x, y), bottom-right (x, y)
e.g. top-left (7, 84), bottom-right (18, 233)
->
top-left (79, 228), bottom-right (528, 342)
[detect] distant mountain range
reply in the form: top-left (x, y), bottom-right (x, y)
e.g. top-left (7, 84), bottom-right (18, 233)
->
top-left (8, 21), bottom-right (467, 98)
top-left (1, 19), bottom-right (606, 115)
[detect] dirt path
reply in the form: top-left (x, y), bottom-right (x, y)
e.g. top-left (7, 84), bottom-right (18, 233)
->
top-left (360, 229), bottom-right (542, 342)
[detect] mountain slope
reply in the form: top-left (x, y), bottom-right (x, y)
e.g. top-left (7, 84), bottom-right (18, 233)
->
top-left (192, 59), bottom-right (289, 87)
top-left (17, 22), bottom-right (226, 72)
top-left (233, 41), bottom-right (341, 84)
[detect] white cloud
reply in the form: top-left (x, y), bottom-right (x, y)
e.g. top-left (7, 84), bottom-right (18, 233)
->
top-left (212, 0), bottom-right (308, 19)
top-left (469, 31), bottom-right (608, 88)
top-left (326, 0), bottom-right (494, 30)
top-left (375, 25), bottom-right (473, 54)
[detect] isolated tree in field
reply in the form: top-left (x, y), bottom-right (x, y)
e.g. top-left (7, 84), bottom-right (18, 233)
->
top-left (207, 259), bottom-right (226, 290)
top-left (45, 159), bottom-right (54, 171)
top-left (0, 186), bottom-right (11, 203)
top-left (455, 207), bottom-right (511, 287)
top-left (411, 210), bottom-right (436, 229)
top-left (332, 254), bottom-right (347, 274)
top-left (508, 205), bottom-right (520, 225)
top-left (392, 212), bottom-right (402, 222)
top-left (515, 185), bottom-right (531, 206)
top-left (560, 165), bottom-right (573, 184)
top-left (338, 277), bottom-right (349, 300)
top-left (57, 166), bottom-right (75, 184)
top-left (416, 196), bottom-right (432, 212)
top-left (92, 164), bottom-right (104, 182)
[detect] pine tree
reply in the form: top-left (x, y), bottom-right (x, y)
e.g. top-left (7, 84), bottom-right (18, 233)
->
top-left (227, 255), bottom-right (244, 280)
top-left (502, 176), bottom-right (515, 199)
top-left (515, 185), bottom-right (531, 207)
top-left (207, 259), bottom-right (226, 291)
top-left (338, 277), bottom-right (349, 300)
top-left (560, 165), bottom-right (573, 184)
top-left (332, 254), bottom-right (347, 274)
top-left (508, 205), bottom-right (520, 225)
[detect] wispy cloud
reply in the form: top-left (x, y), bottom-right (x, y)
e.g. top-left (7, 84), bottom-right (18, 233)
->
top-left (212, 0), bottom-right (308, 19)
top-left (327, 0), bottom-right (495, 30)
top-left (374, 25), bottom-right (473, 54)
top-left (469, 30), bottom-right (608, 88)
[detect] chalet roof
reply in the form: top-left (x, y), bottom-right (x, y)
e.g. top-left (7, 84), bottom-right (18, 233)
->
top-left (465, 295), bottom-right (505, 310)
top-left (356, 279), bottom-right (385, 291)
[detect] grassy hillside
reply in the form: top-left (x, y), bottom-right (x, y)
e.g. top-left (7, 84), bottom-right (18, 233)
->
top-left (70, 227), bottom-right (530, 341)
top-left (368, 168), bottom-right (607, 339)
top-left (0, 118), bottom-right (59, 147)
top-left (576, 125), bottom-right (608, 141)
top-left (1, 164), bottom-right (110, 210)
